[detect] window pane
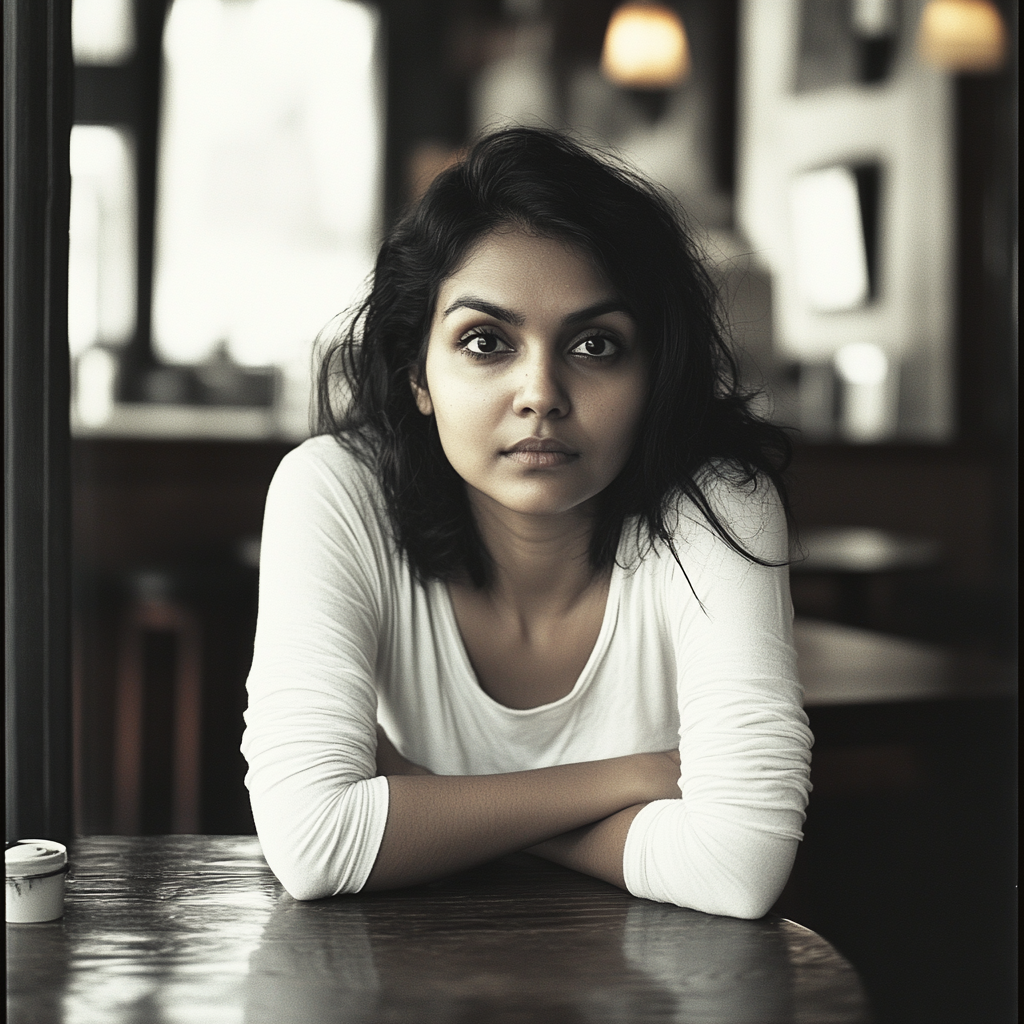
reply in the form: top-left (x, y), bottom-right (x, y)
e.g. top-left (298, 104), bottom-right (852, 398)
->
top-left (72, 0), bottom-right (135, 65)
top-left (152, 0), bottom-right (382, 384)
top-left (68, 124), bottom-right (137, 355)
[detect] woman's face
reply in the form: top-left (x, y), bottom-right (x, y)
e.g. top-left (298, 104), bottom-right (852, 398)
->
top-left (414, 228), bottom-right (648, 521)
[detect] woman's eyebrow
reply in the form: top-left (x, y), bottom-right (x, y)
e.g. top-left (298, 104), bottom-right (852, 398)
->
top-left (442, 297), bottom-right (630, 326)
top-left (563, 299), bottom-right (631, 325)
top-left (442, 297), bottom-right (525, 325)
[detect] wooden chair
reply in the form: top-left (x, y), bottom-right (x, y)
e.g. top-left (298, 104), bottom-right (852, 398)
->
top-left (113, 573), bottom-right (202, 834)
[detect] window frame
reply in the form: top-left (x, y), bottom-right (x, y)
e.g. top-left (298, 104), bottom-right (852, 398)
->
top-left (4, 0), bottom-right (74, 843)
top-left (72, 0), bottom-right (171, 397)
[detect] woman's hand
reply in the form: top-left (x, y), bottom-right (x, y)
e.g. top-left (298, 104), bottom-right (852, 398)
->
top-left (375, 726), bottom-right (434, 777)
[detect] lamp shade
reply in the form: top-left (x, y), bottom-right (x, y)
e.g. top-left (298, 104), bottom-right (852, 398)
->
top-left (917, 0), bottom-right (1007, 72)
top-left (600, 2), bottom-right (689, 90)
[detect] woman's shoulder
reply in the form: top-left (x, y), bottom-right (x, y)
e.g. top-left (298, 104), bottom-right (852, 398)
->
top-left (661, 463), bottom-right (788, 564)
top-left (276, 433), bottom-right (378, 491)
top-left (269, 433), bottom-right (388, 531)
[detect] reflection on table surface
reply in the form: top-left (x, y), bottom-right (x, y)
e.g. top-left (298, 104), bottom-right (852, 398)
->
top-left (7, 835), bottom-right (871, 1024)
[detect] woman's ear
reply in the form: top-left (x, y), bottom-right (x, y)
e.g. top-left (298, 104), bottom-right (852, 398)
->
top-left (409, 372), bottom-right (433, 416)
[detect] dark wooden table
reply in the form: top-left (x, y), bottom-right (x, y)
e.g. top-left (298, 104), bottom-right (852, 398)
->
top-left (7, 836), bottom-right (872, 1023)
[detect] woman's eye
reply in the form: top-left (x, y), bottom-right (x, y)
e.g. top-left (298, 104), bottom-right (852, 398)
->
top-left (570, 334), bottom-right (619, 359)
top-left (462, 331), bottom-right (511, 356)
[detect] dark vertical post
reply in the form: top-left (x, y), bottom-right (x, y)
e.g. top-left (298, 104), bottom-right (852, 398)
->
top-left (4, 0), bottom-right (74, 843)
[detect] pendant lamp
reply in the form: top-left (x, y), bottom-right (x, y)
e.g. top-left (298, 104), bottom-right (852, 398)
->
top-left (917, 0), bottom-right (1007, 72)
top-left (600, 2), bottom-right (689, 90)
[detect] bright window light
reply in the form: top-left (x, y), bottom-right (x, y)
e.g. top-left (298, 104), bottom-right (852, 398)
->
top-left (68, 125), bottom-right (137, 355)
top-left (72, 0), bottom-right (134, 65)
top-left (789, 166), bottom-right (870, 313)
top-left (152, 0), bottom-right (382, 372)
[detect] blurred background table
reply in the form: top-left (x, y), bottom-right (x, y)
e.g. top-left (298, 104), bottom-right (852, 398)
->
top-left (795, 616), bottom-right (1016, 707)
top-left (791, 527), bottom-right (943, 629)
top-left (6, 835), bottom-right (872, 1024)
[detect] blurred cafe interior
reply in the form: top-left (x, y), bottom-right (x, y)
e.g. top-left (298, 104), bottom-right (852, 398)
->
top-left (11, 0), bottom-right (1017, 1020)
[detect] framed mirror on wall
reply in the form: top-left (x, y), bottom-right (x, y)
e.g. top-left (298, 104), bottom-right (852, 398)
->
top-left (737, 0), bottom-right (956, 445)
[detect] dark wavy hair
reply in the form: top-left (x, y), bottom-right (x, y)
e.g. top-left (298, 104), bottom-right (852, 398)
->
top-left (316, 127), bottom-right (792, 588)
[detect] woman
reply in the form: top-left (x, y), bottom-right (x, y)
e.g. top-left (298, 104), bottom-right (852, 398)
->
top-left (241, 127), bottom-right (812, 918)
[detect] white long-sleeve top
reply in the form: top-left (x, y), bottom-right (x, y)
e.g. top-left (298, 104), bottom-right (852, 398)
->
top-left (241, 435), bottom-right (813, 917)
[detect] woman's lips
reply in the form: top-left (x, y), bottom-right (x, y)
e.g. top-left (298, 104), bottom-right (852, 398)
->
top-left (502, 438), bottom-right (579, 466)
top-left (503, 449), bottom-right (578, 466)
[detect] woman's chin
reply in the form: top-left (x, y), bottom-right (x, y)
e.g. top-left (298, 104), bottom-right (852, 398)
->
top-left (468, 483), bottom-right (601, 523)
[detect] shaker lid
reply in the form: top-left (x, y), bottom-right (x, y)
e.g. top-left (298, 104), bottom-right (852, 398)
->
top-left (5, 839), bottom-right (68, 877)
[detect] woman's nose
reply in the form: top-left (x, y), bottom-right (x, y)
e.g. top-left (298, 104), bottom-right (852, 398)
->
top-left (511, 350), bottom-right (570, 419)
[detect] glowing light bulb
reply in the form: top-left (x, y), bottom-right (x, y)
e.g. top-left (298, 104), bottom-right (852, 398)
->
top-left (600, 2), bottom-right (689, 90)
top-left (917, 0), bottom-right (1007, 73)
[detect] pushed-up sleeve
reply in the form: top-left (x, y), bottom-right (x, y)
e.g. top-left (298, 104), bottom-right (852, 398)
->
top-left (240, 441), bottom-right (390, 900)
top-left (622, 474), bottom-right (813, 919)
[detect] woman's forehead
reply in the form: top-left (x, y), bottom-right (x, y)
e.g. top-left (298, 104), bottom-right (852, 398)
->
top-left (438, 228), bottom-right (614, 304)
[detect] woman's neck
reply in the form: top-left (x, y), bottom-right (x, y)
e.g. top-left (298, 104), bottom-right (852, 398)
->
top-left (466, 490), bottom-right (606, 625)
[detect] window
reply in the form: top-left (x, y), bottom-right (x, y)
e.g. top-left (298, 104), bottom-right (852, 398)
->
top-left (70, 0), bottom-right (382, 438)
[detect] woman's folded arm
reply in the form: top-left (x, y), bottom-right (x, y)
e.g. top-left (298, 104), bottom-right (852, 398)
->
top-left (525, 803), bottom-right (648, 888)
top-left (242, 445), bottom-right (391, 901)
top-left (364, 752), bottom-right (680, 891)
top-left (243, 670), bottom-right (389, 900)
top-left (525, 711), bottom-right (809, 920)
top-left (617, 477), bottom-right (812, 919)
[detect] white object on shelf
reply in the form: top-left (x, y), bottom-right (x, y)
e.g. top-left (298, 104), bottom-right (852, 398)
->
top-left (835, 341), bottom-right (898, 441)
top-left (75, 346), bottom-right (119, 428)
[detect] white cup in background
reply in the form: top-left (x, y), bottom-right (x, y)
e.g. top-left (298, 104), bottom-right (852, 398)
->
top-left (6, 840), bottom-right (69, 923)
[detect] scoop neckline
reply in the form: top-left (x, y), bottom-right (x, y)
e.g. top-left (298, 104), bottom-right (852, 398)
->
top-left (436, 558), bottom-right (625, 716)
